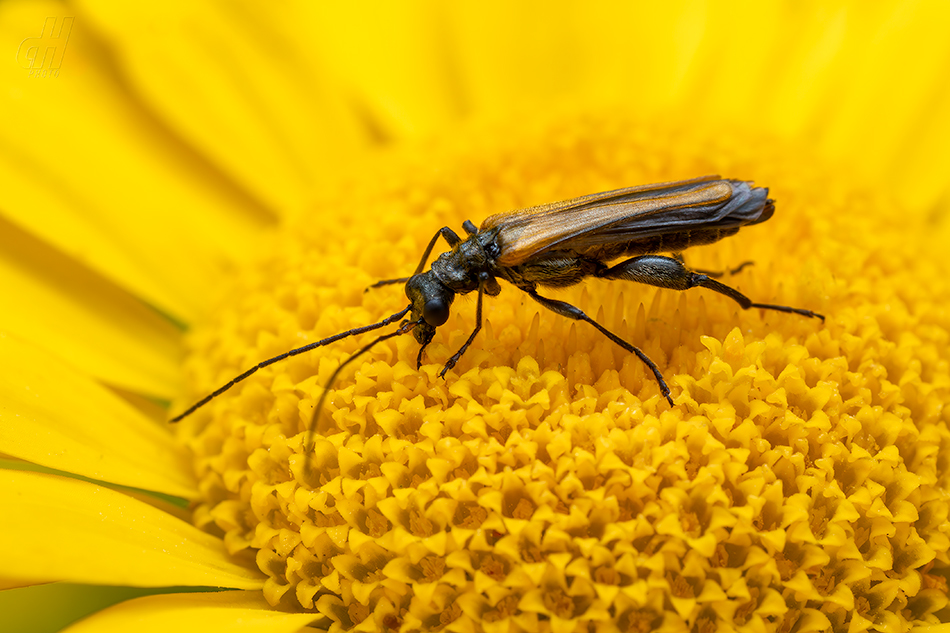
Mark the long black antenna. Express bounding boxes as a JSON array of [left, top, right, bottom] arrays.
[[303, 318, 421, 477], [170, 305, 413, 422]]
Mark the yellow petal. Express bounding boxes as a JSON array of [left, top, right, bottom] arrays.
[[813, 2, 950, 208], [0, 221, 181, 398], [76, 1, 373, 214], [62, 590, 317, 633], [0, 470, 263, 589], [0, 332, 195, 498], [306, 2, 461, 139], [0, 1, 272, 322]]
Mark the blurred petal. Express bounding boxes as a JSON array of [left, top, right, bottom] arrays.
[[0, 0, 273, 322], [307, 1, 462, 139], [0, 218, 181, 398], [449, 0, 615, 116], [0, 471, 264, 589], [813, 1, 950, 199], [62, 591, 318, 633], [0, 332, 195, 498], [77, 0, 374, 213]]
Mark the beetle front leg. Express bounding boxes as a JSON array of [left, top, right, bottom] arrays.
[[598, 255, 824, 320], [438, 281, 486, 378], [366, 226, 463, 290], [415, 326, 436, 370]]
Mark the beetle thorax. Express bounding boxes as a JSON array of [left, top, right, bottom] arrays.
[[430, 237, 492, 294]]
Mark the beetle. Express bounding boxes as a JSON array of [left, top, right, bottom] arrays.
[[171, 176, 823, 439]]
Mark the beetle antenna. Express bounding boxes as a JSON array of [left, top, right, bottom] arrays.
[[303, 317, 422, 478], [169, 305, 413, 422]]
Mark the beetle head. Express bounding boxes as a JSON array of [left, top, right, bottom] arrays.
[[405, 273, 455, 344]]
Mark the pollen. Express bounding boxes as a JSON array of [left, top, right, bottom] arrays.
[[177, 112, 950, 631]]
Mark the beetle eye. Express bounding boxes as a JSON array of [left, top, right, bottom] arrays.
[[422, 299, 449, 326]]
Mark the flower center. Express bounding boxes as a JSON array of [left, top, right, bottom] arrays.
[[178, 112, 950, 630]]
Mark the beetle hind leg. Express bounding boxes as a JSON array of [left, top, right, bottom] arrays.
[[598, 255, 823, 320]]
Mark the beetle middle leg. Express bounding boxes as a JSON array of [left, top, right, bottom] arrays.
[[521, 287, 673, 405], [598, 255, 824, 320], [692, 261, 755, 278]]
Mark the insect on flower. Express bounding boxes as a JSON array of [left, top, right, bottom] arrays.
[[171, 176, 823, 459]]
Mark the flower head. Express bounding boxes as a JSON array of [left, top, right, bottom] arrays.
[[1, 2, 948, 633], [178, 113, 950, 631]]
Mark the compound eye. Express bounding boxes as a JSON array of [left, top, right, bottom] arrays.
[[422, 298, 449, 326]]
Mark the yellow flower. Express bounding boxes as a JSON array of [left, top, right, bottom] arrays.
[[1, 2, 948, 633]]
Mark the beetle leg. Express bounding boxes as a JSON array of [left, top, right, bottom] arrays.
[[691, 260, 755, 278], [521, 287, 673, 406], [366, 227, 463, 291], [438, 282, 485, 378], [599, 255, 824, 320], [365, 276, 413, 290], [670, 251, 753, 278], [416, 326, 436, 370]]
